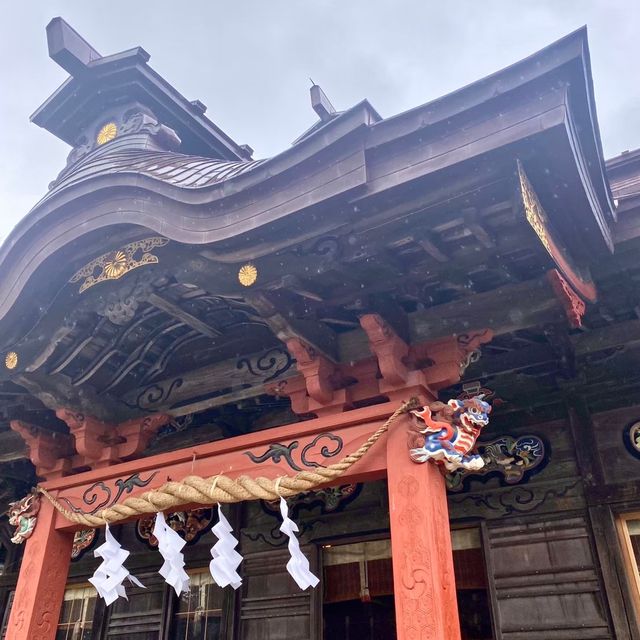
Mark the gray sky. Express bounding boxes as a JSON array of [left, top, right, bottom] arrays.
[[1, 1, 639, 242]]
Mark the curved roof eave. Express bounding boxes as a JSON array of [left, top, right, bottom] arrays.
[[0, 29, 617, 326], [1, 97, 374, 255], [0, 101, 376, 323], [367, 26, 615, 223]]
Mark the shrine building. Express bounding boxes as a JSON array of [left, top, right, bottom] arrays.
[[2, 17, 640, 640]]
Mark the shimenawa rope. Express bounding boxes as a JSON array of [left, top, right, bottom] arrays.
[[38, 399, 419, 527]]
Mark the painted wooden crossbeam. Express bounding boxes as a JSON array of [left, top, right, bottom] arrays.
[[43, 400, 407, 532]]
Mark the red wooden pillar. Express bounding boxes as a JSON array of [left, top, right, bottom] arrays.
[[387, 413, 461, 640], [5, 498, 74, 640]]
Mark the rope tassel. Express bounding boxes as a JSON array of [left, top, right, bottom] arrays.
[[279, 497, 319, 590]]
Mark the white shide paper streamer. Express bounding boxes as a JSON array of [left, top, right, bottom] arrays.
[[89, 524, 145, 605], [279, 497, 319, 590], [209, 504, 242, 589], [153, 512, 191, 596]]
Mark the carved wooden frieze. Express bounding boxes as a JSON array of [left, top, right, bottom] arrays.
[[71, 528, 96, 560], [136, 508, 214, 548], [449, 478, 583, 519], [248, 484, 362, 548], [244, 432, 343, 472], [122, 346, 294, 413], [261, 483, 361, 520], [57, 472, 157, 516], [447, 434, 547, 492], [623, 420, 640, 459]]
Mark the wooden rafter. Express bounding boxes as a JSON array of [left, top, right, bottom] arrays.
[[245, 290, 339, 363], [148, 292, 222, 338]]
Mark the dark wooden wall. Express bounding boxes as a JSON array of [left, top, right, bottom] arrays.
[[484, 515, 612, 640], [448, 401, 640, 640], [238, 548, 320, 640]]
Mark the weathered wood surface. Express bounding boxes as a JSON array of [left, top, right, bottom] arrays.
[[238, 548, 319, 640], [590, 404, 640, 487], [0, 431, 26, 462], [589, 505, 638, 640], [102, 572, 166, 638], [148, 292, 222, 338], [245, 290, 339, 363], [119, 345, 296, 415], [340, 276, 566, 364], [122, 311, 640, 419], [484, 514, 613, 640]]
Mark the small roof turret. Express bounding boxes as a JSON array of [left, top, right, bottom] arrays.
[[31, 17, 252, 165]]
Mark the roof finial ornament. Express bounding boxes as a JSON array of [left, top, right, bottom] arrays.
[[310, 82, 336, 122], [46, 17, 103, 77]]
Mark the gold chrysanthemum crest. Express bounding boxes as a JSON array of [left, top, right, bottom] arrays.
[[70, 237, 169, 293], [96, 122, 118, 145], [103, 251, 127, 279], [5, 352, 18, 370], [238, 264, 258, 287]]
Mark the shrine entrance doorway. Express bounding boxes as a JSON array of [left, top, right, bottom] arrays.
[[320, 527, 495, 640], [322, 538, 396, 640]]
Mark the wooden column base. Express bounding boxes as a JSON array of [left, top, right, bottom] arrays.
[[387, 414, 461, 640], [5, 498, 73, 640]]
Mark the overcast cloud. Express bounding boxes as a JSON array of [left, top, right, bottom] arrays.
[[1, 1, 639, 242]]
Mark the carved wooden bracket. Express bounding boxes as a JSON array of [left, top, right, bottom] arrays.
[[116, 414, 171, 458], [7, 491, 41, 544], [359, 314, 410, 385], [269, 314, 493, 416], [11, 412, 170, 479], [546, 269, 586, 329], [413, 329, 494, 389], [55, 410, 110, 463], [9, 421, 74, 479], [409, 396, 492, 472], [285, 338, 335, 405], [363, 314, 493, 391], [57, 409, 171, 470]]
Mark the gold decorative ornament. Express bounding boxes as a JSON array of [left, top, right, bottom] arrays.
[[5, 352, 18, 370], [103, 251, 128, 279], [518, 161, 551, 254], [70, 237, 169, 293], [96, 122, 118, 145], [238, 263, 258, 287], [517, 159, 597, 303]]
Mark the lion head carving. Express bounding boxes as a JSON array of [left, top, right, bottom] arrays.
[[409, 396, 492, 472], [7, 492, 41, 544]]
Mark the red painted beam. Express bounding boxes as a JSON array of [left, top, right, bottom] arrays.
[[45, 400, 424, 531]]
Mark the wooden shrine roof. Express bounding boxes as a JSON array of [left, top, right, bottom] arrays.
[[47, 147, 266, 194], [0, 22, 637, 505]]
